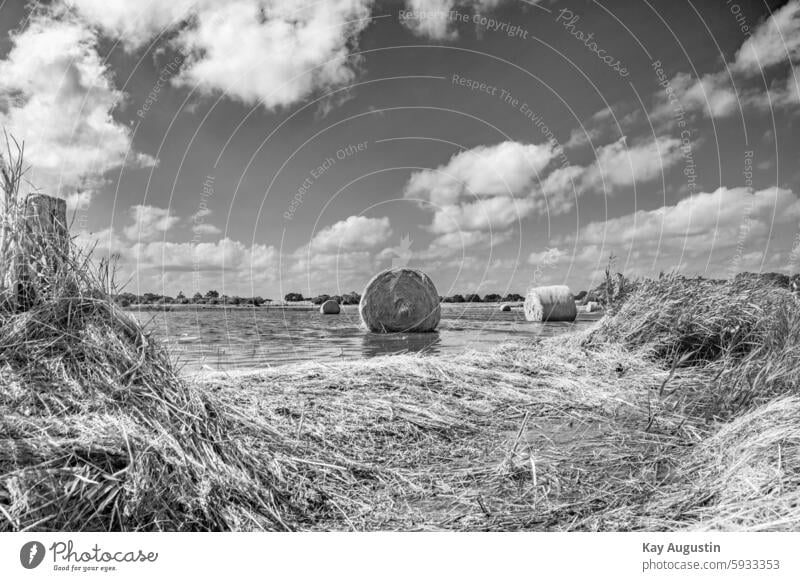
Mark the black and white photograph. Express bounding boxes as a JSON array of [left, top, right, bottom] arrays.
[[0, 0, 799, 576]]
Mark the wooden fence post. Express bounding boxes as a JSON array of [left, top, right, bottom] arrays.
[[16, 194, 69, 309]]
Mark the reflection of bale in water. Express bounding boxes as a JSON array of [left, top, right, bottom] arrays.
[[359, 268, 441, 333], [499, 304, 512, 312], [361, 330, 442, 358], [320, 299, 340, 314], [524, 285, 577, 322]]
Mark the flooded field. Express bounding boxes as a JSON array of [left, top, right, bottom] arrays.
[[129, 304, 602, 373]]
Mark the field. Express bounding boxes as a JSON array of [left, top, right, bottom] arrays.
[[1, 265, 798, 530]]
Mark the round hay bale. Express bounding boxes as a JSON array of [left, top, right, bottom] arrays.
[[359, 268, 440, 332], [524, 285, 577, 322], [499, 303, 512, 312], [320, 299, 340, 314]]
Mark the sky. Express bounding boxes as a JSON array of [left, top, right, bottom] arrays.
[[0, 0, 798, 299]]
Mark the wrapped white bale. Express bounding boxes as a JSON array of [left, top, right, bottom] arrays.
[[359, 268, 440, 332], [524, 285, 577, 322], [320, 299, 340, 314], [586, 301, 600, 313], [499, 303, 512, 312]]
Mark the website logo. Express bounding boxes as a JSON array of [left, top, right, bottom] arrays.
[[20, 541, 46, 569]]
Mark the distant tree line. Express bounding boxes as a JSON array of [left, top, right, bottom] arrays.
[[114, 289, 270, 307], [441, 293, 524, 303], [284, 292, 362, 305], [283, 292, 527, 304]]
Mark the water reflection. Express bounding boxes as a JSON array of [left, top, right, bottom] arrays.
[[129, 305, 601, 374], [361, 331, 442, 357]]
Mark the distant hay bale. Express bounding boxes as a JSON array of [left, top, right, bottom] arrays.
[[524, 285, 577, 322], [586, 301, 600, 313], [499, 304, 512, 312], [359, 268, 440, 333], [320, 299, 340, 314]]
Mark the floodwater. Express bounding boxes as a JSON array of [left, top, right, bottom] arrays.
[[129, 304, 602, 374]]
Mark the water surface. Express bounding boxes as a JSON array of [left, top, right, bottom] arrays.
[[130, 304, 601, 374]]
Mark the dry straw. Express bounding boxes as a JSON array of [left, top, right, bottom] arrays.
[[0, 138, 290, 531], [524, 285, 577, 322], [359, 268, 440, 332]]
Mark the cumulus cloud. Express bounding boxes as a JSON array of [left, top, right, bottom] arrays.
[[527, 246, 567, 266], [429, 195, 536, 235], [172, 0, 373, 109], [536, 186, 800, 285], [401, 0, 457, 40], [306, 215, 392, 254], [400, 0, 511, 40], [0, 12, 154, 198], [653, 1, 800, 121], [63, 0, 198, 50], [124, 205, 180, 241], [539, 136, 684, 213], [191, 223, 222, 236], [404, 141, 557, 205], [403, 137, 681, 260], [132, 237, 277, 272], [77, 224, 279, 295], [732, 0, 800, 74], [57, 0, 375, 110], [578, 186, 800, 249]]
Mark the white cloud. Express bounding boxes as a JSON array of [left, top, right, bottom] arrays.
[[63, 0, 198, 50], [0, 13, 154, 198], [539, 137, 683, 213], [429, 195, 536, 234], [528, 247, 567, 266], [578, 186, 800, 249], [58, 0, 375, 110], [401, 0, 458, 40], [131, 237, 277, 272], [123, 205, 180, 241], [172, 0, 373, 109], [191, 223, 222, 236], [733, 0, 800, 74], [404, 141, 557, 205], [400, 0, 512, 40], [651, 2, 800, 121], [77, 224, 280, 295], [306, 215, 392, 254]]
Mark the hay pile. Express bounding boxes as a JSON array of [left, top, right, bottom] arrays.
[[359, 268, 440, 332], [320, 299, 340, 314], [524, 285, 577, 322], [0, 143, 290, 531]]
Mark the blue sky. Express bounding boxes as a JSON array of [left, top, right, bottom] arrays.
[[1, 0, 798, 299]]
